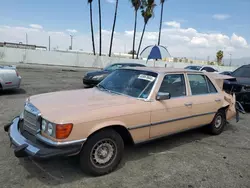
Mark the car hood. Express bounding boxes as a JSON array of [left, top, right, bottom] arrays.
[[235, 77, 250, 85], [29, 88, 138, 123]]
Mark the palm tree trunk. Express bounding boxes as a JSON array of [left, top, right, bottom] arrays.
[[98, 0, 102, 56], [158, 2, 164, 45], [132, 10, 138, 59], [108, 0, 119, 57], [136, 23, 146, 59], [89, 2, 96, 55]]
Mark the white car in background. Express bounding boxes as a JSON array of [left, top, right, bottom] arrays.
[[184, 65, 218, 72], [0, 65, 21, 90]]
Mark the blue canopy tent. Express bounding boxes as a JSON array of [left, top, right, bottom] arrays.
[[140, 45, 171, 66]]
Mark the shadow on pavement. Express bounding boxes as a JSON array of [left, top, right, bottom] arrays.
[[0, 88, 26, 96], [18, 126, 223, 186]]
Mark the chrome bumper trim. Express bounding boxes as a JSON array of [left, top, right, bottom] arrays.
[[9, 117, 40, 155], [36, 134, 87, 147]]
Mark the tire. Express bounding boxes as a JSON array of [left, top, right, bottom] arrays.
[[79, 128, 124, 176], [208, 110, 226, 135]]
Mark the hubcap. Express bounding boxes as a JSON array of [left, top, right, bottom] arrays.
[[215, 115, 222, 128], [90, 139, 117, 168]]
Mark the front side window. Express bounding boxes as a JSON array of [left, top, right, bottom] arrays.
[[158, 74, 186, 98], [97, 69, 157, 99], [188, 74, 217, 95]]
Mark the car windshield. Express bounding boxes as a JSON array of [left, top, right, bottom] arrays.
[[231, 66, 250, 78], [185, 66, 202, 71], [104, 64, 123, 71], [96, 69, 157, 99]]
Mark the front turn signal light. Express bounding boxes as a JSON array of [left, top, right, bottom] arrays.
[[56, 123, 73, 139]]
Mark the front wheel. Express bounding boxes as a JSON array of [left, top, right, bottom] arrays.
[[79, 129, 124, 176], [208, 110, 226, 135]]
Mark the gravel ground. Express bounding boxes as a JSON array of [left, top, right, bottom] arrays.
[[0, 65, 250, 188]]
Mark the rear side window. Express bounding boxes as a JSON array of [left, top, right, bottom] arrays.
[[206, 77, 217, 93], [188, 74, 217, 95]]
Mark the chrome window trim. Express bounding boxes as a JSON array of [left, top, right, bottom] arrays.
[[146, 73, 160, 101], [36, 134, 87, 147]]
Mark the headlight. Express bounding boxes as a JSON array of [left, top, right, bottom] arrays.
[[92, 75, 104, 80], [47, 123, 54, 136], [41, 119, 47, 131]]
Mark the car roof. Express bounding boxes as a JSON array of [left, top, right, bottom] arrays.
[[112, 62, 145, 66], [121, 66, 202, 74]]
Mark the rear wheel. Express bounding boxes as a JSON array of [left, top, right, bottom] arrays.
[[79, 129, 124, 176], [208, 110, 226, 135]]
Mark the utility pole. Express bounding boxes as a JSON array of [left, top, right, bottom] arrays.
[[26, 33, 28, 44], [70, 35, 73, 50], [229, 53, 232, 66], [49, 36, 51, 51]]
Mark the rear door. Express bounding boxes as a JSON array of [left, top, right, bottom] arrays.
[[186, 74, 223, 126]]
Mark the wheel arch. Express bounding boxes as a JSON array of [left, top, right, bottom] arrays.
[[87, 124, 135, 145]]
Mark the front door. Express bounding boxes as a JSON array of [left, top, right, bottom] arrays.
[[150, 73, 195, 138]]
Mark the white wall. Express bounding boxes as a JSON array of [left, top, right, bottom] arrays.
[[0, 47, 237, 71]]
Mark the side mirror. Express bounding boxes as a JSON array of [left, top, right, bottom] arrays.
[[156, 92, 171, 101]]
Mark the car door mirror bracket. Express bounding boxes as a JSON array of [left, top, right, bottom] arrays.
[[156, 92, 171, 101]]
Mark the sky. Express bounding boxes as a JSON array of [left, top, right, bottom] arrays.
[[0, 0, 250, 60]]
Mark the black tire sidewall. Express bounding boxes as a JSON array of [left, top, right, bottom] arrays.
[[210, 111, 226, 135], [79, 129, 124, 176]]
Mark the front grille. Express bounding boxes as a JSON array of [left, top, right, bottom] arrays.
[[23, 103, 41, 135]]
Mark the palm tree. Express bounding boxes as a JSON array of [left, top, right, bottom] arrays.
[[108, 0, 119, 57], [158, 0, 166, 45], [98, 0, 102, 56], [88, 0, 96, 55], [130, 0, 141, 59], [216, 50, 224, 65], [136, 0, 156, 59]]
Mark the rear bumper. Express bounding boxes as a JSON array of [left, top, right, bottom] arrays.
[[2, 76, 21, 90], [5, 117, 83, 159]]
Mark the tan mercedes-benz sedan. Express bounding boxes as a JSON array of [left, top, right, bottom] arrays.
[[5, 67, 243, 176]]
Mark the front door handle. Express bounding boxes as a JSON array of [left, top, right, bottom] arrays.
[[215, 99, 221, 102], [185, 102, 193, 106]]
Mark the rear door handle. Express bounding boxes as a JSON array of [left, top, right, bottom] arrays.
[[215, 99, 221, 102], [185, 102, 193, 106]]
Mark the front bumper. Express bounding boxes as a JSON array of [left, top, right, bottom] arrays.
[[5, 117, 84, 159], [236, 92, 250, 106], [83, 78, 101, 86]]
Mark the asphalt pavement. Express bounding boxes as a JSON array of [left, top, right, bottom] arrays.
[[0, 64, 249, 188]]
